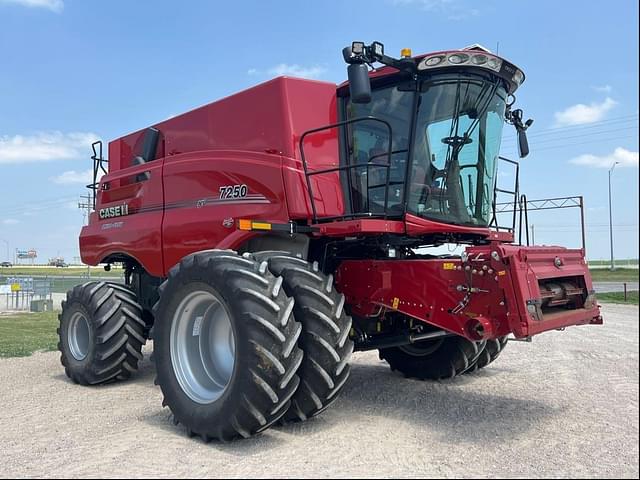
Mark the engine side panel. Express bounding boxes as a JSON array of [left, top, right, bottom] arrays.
[[161, 150, 289, 272]]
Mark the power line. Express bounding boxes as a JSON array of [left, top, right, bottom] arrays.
[[0, 197, 80, 216], [503, 114, 639, 140], [502, 125, 639, 146], [0, 195, 77, 213], [500, 134, 637, 155]]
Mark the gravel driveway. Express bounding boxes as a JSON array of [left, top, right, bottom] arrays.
[[0, 304, 637, 478]]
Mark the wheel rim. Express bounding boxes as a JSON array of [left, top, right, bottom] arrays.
[[399, 338, 445, 357], [68, 311, 90, 361], [170, 290, 236, 404]]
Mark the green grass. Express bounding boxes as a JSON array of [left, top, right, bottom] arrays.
[[589, 268, 639, 282], [597, 291, 639, 305], [0, 266, 123, 277], [589, 259, 638, 266], [0, 311, 59, 358]]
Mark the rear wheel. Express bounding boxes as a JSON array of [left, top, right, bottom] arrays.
[[379, 336, 486, 380], [58, 281, 146, 385], [152, 250, 303, 441], [465, 336, 508, 373], [254, 251, 354, 422]]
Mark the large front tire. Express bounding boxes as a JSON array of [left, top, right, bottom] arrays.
[[153, 250, 303, 441], [254, 252, 354, 423], [58, 281, 146, 385], [379, 336, 486, 380]]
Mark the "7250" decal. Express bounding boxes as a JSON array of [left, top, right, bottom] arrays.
[[219, 184, 248, 199]]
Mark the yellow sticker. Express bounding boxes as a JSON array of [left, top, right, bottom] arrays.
[[443, 262, 456, 270], [10, 283, 21, 292], [498, 270, 506, 276], [392, 297, 400, 309]]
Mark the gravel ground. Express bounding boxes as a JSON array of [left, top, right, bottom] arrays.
[[0, 304, 637, 478]]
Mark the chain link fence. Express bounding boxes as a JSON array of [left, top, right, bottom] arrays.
[[0, 274, 124, 312]]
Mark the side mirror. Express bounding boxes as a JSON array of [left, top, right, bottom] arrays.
[[347, 63, 371, 104], [508, 108, 533, 158], [518, 129, 529, 158]]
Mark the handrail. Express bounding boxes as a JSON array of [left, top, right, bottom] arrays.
[[86, 141, 108, 210], [490, 156, 520, 233], [299, 116, 394, 223], [514, 194, 587, 253]]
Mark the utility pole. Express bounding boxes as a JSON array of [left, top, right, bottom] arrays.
[[78, 194, 93, 278], [608, 162, 619, 271], [530, 224, 535, 245], [78, 194, 92, 226], [0, 238, 8, 263]]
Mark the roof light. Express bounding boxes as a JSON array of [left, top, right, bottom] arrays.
[[513, 69, 524, 86], [351, 41, 365, 55], [448, 53, 469, 64], [415, 50, 523, 91], [486, 57, 502, 71], [401, 48, 412, 58], [471, 54, 488, 65], [424, 55, 445, 66], [418, 51, 502, 71], [372, 41, 384, 57]]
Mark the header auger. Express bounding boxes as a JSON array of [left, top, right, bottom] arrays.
[[58, 40, 601, 441]]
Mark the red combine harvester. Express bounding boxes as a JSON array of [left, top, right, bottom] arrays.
[[58, 41, 602, 441]]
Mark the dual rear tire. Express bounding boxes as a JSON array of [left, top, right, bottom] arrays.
[[152, 250, 353, 440], [152, 250, 303, 441], [253, 252, 354, 423]]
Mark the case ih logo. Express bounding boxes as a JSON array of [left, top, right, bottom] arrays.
[[99, 203, 130, 219]]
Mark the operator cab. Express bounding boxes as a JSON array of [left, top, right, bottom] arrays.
[[326, 42, 533, 231]]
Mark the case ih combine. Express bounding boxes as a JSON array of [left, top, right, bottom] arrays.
[[58, 41, 602, 441]]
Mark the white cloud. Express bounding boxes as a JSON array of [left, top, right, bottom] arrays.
[[0, 131, 100, 164], [554, 97, 617, 127], [569, 147, 639, 169], [50, 168, 93, 185], [268, 64, 326, 79], [248, 64, 326, 80], [2, 219, 20, 225], [0, 0, 63, 12], [592, 85, 612, 94], [391, 0, 478, 20]]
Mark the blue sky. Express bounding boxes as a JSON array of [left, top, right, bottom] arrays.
[[0, 0, 638, 263]]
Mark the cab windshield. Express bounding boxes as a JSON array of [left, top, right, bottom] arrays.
[[345, 73, 507, 226]]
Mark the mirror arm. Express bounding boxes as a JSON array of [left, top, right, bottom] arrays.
[[344, 42, 417, 75]]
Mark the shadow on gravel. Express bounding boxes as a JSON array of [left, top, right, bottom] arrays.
[[131, 353, 557, 451], [320, 360, 559, 445], [140, 408, 290, 453], [51, 353, 157, 388]]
